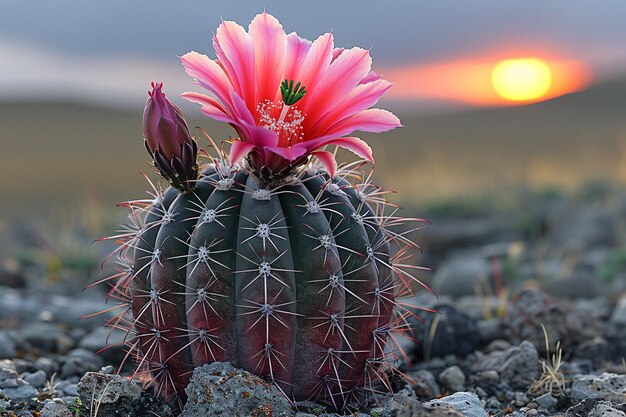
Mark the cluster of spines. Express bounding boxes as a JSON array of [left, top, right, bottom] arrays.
[[94, 151, 431, 412]]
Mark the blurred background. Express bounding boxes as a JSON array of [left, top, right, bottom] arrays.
[[2, 1, 626, 301]]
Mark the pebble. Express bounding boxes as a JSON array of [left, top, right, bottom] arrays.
[[610, 295, 626, 325], [60, 349, 103, 377], [0, 332, 16, 359], [63, 383, 78, 396], [1, 384, 38, 401], [408, 369, 440, 400], [533, 392, 557, 409], [471, 340, 539, 390], [22, 370, 47, 388], [439, 365, 466, 392], [40, 401, 74, 417], [182, 362, 292, 417], [35, 357, 59, 377], [570, 372, 626, 402], [20, 322, 74, 353], [431, 255, 493, 297], [564, 398, 626, 417], [424, 391, 488, 417]]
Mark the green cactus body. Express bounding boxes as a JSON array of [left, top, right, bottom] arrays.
[[106, 162, 425, 411]]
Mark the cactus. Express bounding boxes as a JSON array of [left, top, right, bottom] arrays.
[[97, 12, 430, 413]]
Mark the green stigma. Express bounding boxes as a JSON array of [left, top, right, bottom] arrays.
[[280, 79, 306, 106]]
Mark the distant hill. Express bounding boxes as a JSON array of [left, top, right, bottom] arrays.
[[1, 77, 626, 217]]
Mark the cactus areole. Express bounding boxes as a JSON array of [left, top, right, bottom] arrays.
[[100, 12, 429, 412]]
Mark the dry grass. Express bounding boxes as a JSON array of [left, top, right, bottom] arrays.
[[529, 324, 566, 397]]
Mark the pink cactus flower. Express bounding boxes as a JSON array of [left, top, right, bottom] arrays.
[[180, 12, 401, 180]]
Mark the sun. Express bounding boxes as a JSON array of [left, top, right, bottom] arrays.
[[492, 58, 552, 102]]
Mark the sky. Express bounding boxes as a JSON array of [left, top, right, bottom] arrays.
[[2, 1, 626, 111]]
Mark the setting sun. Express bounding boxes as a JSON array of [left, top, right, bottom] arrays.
[[492, 58, 552, 101]]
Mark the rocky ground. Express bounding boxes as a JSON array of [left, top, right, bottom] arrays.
[[1, 184, 626, 416]]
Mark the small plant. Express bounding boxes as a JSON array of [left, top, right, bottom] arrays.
[[68, 397, 82, 415], [42, 372, 60, 398], [529, 324, 566, 397], [99, 11, 428, 413]]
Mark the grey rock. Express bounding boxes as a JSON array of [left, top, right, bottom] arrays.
[[424, 392, 488, 417], [0, 332, 16, 359], [78, 327, 126, 362], [570, 372, 626, 402], [181, 362, 292, 417], [0, 365, 18, 380], [421, 218, 508, 255], [78, 372, 141, 403], [533, 392, 557, 409], [1, 384, 38, 401], [484, 339, 511, 353], [12, 359, 32, 374], [588, 402, 626, 417], [475, 370, 499, 384], [78, 372, 170, 417], [61, 349, 103, 377], [549, 205, 615, 254], [407, 370, 440, 400], [99, 365, 115, 374], [503, 290, 557, 349], [0, 377, 19, 388], [431, 256, 492, 297], [574, 337, 615, 365], [20, 322, 74, 353], [41, 401, 74, 417], [22, 370, 47, 388], [438, 366, 465, 392], [10, 411, 34, 417], [0, 264, 26, 288], [63, 383, 78, 396], [0, 288, 112, 329], [411, 303, 480, 359], [471, 340, 539, 390], [565, 398, 626, 417], [476, 318, 501, 343], [34, 357, 59, 377], [610, 295, 626, 325], [378, 393, 460, 417]]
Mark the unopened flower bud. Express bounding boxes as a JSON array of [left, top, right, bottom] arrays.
[[143, 82, 198, 192]]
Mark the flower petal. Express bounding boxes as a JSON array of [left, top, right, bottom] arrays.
[[302, 47, 373, 129], [293, 32, 334, 104], [359, 70, 382, 85], [229, 140, 257, 164], [180, 52, 232, 107], [249, 12, 287, 104], [312, 150, 337, 178], [213, 20, 256, 110], [325, 108, 402, 138], [331, 48, 345, 62], [264, 144, 308, 161], [284, 33, 311, 81], [302, 136, 374, 163], [308, 79, 392, 138], [180, 91, 234, 121]]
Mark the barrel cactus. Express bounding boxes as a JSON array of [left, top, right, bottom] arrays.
[[99, 12, 429, 412]]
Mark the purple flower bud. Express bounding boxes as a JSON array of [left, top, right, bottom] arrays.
[[143, 82, 198, 191]]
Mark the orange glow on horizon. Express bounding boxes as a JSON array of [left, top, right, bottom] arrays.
[[492, 58, 552, 102], [380, 52, 591, 106]]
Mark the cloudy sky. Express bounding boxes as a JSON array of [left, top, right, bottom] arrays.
[[2, 1, 626, 110]]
